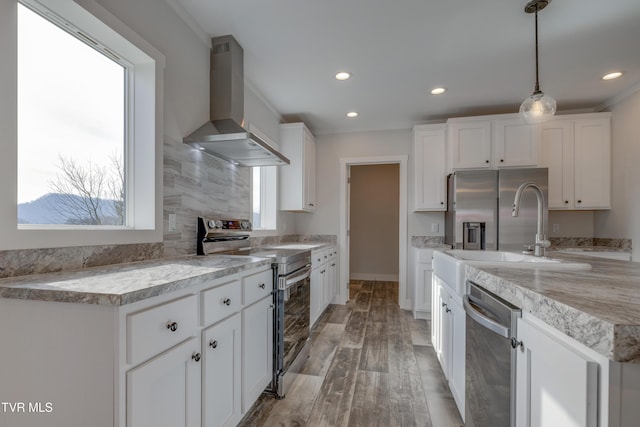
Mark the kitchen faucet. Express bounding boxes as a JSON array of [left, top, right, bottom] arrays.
[[512, 182, 550, 257]]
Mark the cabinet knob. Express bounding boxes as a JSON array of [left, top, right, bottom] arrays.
[[440, 201, 444, 205], [577, 200, 582, 203], [309, 203, 315, 207], [564, 200, 569, 204], [209, 340, 218, 349], [192, 352, 201, 362], [511, 337, 524, 350], [259, 283, 266, 289], [223, 298, 231, 306], [167, 322, 178, 332], [485, 160, 490, 163], [500, 159, 504, 163], [445, 307, 451, 313], [441, 302, 447, 308]]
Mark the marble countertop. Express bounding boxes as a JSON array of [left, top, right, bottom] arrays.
[[465, 253, 640, 363], [0, 255, 272, 306]]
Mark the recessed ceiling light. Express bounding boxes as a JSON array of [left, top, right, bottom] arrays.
[[602, 71, 623, 80], [346, 111, 359, 118], [335, 72, 351, 81], [430, 87, 446, 95]]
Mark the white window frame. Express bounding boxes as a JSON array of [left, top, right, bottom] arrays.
[[251, 166, 277, 231], [249, 125, 278, 232], [0, 0, 165, 250]]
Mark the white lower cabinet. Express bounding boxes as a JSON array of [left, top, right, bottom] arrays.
[[310, 246, 338, 327], [202, 313, 242, 427], [242, 295, 274, 412], [431, 274, 465, 421], [413, 248, 434, 319], [127, 337, 202, 427], [516, 315, 598, 427]]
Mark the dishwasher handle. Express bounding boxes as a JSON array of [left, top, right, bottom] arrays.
[[463, 295, 510, 338]]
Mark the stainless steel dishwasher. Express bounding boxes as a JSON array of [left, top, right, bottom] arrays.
[[463, 281, 522, 427]]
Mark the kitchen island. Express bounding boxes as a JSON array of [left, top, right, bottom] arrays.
[[465, 252, 640, 427]]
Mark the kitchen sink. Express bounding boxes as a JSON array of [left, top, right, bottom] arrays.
[[433, 250, 591, 296], [264, 243, 324, 250]]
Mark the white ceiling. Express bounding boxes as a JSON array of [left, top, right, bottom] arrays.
[[174, 0, 640, 135]]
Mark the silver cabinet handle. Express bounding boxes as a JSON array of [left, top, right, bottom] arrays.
[[445, 307, 451, 313], [223, 298, 231, 306], [192, 352, 201, 362], [167, 322, 178, 332], [209, 340, 218, 349]]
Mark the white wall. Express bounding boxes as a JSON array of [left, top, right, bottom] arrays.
[[595, 89, 640, 260], [295, 129, 443, 236]]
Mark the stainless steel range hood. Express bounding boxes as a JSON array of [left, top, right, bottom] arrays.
[[184, 35, 289, 167]]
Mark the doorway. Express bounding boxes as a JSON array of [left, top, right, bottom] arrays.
[[348, 164, 400, 299], [338, 155, 408, 309]]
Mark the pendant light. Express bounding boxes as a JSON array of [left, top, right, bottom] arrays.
[[519, 0, 556, 123]]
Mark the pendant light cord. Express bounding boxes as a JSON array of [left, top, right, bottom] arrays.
[[534, 8, 541, 94]]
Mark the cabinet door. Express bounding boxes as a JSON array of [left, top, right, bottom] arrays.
[[449, 121, 491, 169], [303, 130, 316, 211], [516, 317, 598, 427], [574, 118, 611, 209], [414, 264, 433, 315], [449, 297, 465, 419], [242, 296, 274, 412], [310, 267, 322, 326], [493, 118, 539, 167], [127, 338, 201, 427], [202, 313, 241, 427], [414, 125, 447, 210], [437, 282, 452, 378], [540, 120, 574, 209], [431, 275, 442, 352]]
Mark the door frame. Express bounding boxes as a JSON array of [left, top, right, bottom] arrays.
[[338, 155, 408, 309]]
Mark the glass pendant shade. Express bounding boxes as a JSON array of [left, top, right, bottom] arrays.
[[519, 91, 556, 123]]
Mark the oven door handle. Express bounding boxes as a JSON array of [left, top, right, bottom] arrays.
[[279, 264, 312, 290]]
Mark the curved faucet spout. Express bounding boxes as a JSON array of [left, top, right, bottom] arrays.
[[512, 182, 550, 256]]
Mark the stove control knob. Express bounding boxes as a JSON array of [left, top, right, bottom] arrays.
[[208, 220, 223, 229]]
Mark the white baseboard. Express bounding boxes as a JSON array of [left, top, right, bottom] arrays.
[[349, 273, 399, 282], [413, 310, 431, 321]]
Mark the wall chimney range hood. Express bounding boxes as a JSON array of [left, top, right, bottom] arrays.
[[184, 35, 290, 167]]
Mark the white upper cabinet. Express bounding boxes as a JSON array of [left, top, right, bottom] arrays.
[[540, 113, 611, 210], [279, 123, 316, 212], [448, 119, 492, 169], [574, 117, 611, 209], [413, 124, 447, 211], [493, 116, 539, 167], [448, 115, 538, 170]]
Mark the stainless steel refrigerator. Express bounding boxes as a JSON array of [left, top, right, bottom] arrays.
[[444, 168, 548, 253]]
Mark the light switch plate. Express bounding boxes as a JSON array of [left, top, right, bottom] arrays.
[[168, 213, 177, 232], [431, 223, 439, 233], [552, 223, 560, 233]]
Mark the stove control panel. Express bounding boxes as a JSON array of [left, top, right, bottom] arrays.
[[207, 219, 252, 231]]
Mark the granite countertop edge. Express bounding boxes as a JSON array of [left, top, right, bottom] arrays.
[[0, 255, 273, 307], [465, 263, 640, 363]]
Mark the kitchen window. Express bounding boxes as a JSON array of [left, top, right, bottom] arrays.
[[0, 0, 165, 250], [251, 166, 277, 230]]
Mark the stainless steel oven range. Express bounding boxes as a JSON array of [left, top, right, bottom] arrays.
[[197, 217, 312, 399]]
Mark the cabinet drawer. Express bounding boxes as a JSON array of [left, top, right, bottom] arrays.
[[127, 294, 198, 366], [243, 269, 273, 306], [202, 279, 242, 327]]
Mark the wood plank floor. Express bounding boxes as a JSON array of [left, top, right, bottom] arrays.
[[238, 280, 463, 427]]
